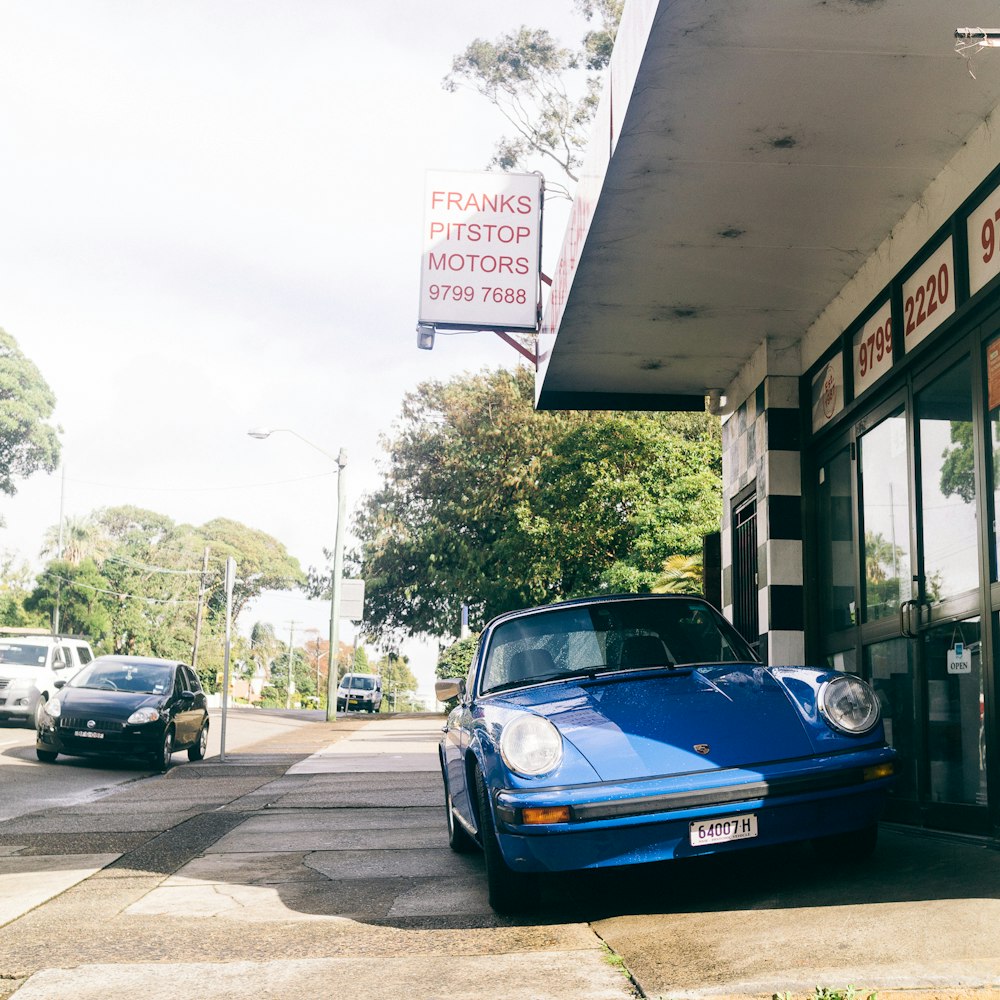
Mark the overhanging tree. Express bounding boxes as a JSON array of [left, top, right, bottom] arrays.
[[0, 327, 60, 503], [444, 0, 623, 197], [356, 366, 721, 641]]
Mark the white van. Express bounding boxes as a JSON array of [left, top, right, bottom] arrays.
[[336, 673, 383, 713], [0, 631, 96, 727]]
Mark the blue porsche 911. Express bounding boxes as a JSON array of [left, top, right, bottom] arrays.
[[435, 594, 897, 913]]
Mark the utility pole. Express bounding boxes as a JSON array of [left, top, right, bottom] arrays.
[[53, 463, 66, 635], [286, 620, 298, 710], [191, 546, 210, 668]]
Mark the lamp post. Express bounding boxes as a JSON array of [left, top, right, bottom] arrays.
[[248, 427, 347, 722]]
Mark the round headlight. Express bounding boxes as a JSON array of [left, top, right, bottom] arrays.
[[127, 707, 161, 725], [499, 714, 563, 776], [45, 697, 62, 719], [818, 674, 880, 735]]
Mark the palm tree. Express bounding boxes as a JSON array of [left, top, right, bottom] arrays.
[[651, 554, 703, 595], [40, 514, 109, 566]]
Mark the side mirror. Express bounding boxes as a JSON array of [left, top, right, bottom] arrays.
[[434, 677, 466, 702], [54, 679, 66, 690], [180, 690, 196, 702]]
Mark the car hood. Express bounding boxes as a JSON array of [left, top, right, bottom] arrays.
[[59, 688, 165, 718], [493, 665, 815, 781], [0, 664, 45, 682]]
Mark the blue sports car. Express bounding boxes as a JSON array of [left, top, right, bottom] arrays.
[[435, 594, 897, 913]]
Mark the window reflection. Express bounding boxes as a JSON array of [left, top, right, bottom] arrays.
[[918, 357, 977, 602], [817, 448, 856, 633], [860, 411, 911, 621]]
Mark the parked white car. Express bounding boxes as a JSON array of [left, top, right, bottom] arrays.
[[336, 673, 383, 713], [0, 631, 96, 727]]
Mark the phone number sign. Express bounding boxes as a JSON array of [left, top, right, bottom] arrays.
[[853, 299, 893, 395], [419, 170, 542, 331], [901, 238, 954, 352]]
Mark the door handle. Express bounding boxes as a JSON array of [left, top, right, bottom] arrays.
[[900, 599, 918, 638]]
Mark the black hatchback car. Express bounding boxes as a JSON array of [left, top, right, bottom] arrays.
[[36, 655, 209, 771]]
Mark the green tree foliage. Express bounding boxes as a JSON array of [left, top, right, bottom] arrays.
[[356, 366, 721, 640], [436, 633, 481, 682], [24, 507, 304, 681], [374, 651, 419, 711], [0, 327, 60, 501], [444, 1, 623, 196], [0, 550, 46, 628]]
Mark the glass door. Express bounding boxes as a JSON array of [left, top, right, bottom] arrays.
[[815, 349, 990, 833]]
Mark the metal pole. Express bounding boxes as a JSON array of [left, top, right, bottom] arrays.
[[53, 463, 66, 635], [286, 620, 297, 710], [325, 449, 347, 723], [220, 556, 236, 761]]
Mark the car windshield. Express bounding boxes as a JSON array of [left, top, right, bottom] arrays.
[[480, 598, 757, 694], [341, 675, 375, 690], [69, 662, 174, 695], [0, 643, 47, 666]]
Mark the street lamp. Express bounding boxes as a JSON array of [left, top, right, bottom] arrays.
[[248, 427, 347, 722]]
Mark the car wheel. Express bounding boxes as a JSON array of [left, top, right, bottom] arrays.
[[474, 767, 539, 914], [32, 696, 48, 730], [444, 777, 476, 854], [188, 721, 209, 762], [153, 727, 174, 772], [813, 823, 878, 860], [36, 748, 58, 763]]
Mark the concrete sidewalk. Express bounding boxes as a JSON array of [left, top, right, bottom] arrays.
[[0, 716, 634, 1000], [3, 715, 1000, 1000]]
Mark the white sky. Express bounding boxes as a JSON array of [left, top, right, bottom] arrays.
[[0, 0, 583, 700]]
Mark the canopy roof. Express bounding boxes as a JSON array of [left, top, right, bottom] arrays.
[[536, 1, 1000, 410]]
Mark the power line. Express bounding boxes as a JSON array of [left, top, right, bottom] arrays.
[[41, 570, 205, 606], [62, 470, 335, 494]]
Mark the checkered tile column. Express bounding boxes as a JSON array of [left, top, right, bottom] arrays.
[[721, 377, 805, 666]]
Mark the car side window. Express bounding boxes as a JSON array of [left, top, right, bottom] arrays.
[[77, 646, 93, 666], [182, 665, 202, 692], [51, 647, 68, 671]]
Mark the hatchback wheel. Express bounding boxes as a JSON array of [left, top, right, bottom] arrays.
[[188, 721, 209, 762], [153, 727, 174, 772]]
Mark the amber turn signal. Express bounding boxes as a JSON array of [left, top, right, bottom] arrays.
[[522, 806, 571, 825], [862, 762, 896, 782]]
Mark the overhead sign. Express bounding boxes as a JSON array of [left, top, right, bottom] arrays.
[[419, 170, 542, 332], [811, 355, 845, 432], [852, 299, 893, 396], [901, 238, 954, 352]]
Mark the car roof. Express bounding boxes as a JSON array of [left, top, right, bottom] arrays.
[[89, 655, 187, 669], [481, 592, 714, 632]]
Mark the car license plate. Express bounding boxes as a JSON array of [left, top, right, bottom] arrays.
[[73, 730, 104, 739], [689, 814, 758, 846]]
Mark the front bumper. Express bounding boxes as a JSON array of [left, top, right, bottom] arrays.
[[491, 746, 897, 872], [37, 715, 165, 759]]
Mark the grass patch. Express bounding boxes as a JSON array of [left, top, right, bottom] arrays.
[[774, 989, 877, 1000]]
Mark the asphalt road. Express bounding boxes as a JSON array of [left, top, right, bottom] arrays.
[[0, 707, 323, 823]]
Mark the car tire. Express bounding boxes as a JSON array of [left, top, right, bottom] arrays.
[[444, 777, 476, 854], [36, 748, 58, 763], [474, 767, 539, 914], [31, 696, 48, 730], [188, 721, 209, 762], [153, 727, 174, 773], [813, 823, 878, 860]]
